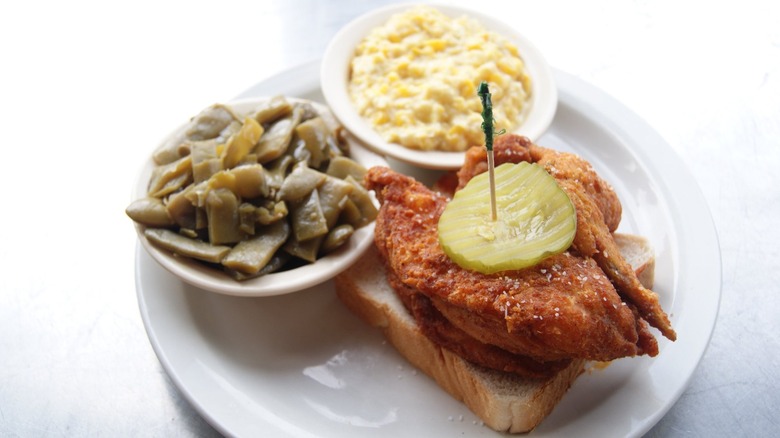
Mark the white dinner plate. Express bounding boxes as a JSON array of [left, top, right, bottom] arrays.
[[136, 60, 721, 437]]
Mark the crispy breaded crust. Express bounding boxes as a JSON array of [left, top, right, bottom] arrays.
[[366, 165, 659, 362]]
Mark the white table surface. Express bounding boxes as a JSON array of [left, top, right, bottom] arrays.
[[1, 0, 778, 436]]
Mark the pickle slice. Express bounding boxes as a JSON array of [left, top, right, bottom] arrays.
[[438, 162, 576, 274]]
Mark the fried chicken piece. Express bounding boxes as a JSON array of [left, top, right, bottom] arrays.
[[366, 166, 659, 364], [388, 268, 573, 378], [456, 135, 676, 341]]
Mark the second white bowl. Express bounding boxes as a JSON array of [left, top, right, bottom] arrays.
[[321, 3, 558, 170]]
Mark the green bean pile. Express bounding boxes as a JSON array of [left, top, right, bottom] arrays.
[[126, 96, 377, 280]]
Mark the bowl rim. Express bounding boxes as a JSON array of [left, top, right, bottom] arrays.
[[132, 96, 386, 297], [320, 2, 558, 170]]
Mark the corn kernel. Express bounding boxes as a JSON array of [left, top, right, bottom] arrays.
[[497, 58, 518, 76], [372, 112, 389, 125], [426, 39, 446, 51], [395, 84, 411, 97]]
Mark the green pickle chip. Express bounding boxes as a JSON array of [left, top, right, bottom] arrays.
[[438, 162, 576, 274]]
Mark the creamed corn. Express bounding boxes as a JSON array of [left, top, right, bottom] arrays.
[[348, 6, 531, 152]]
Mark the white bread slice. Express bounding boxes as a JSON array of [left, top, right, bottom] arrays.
[[333, 233, 655, 433], [614, 233, 655, 289]]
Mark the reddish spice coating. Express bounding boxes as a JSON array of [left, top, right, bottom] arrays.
[[364, 134, 675, 375]]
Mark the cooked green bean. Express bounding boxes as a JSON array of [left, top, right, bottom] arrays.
[[265, 155, 294, 192], [226, 252, 291, 280], [144, 228, 230, 263], [222, 117, 263, 169], [238, 203, 257, 235], [186, 104, 240, 141], [251, 95, 293, 125], [343, 176, 378, 227], [295, 117, 329, 169], [277, 164, 326, 201], [254, 106, 302, 163], [152, 104, 240, 165], [165, 188, 198, 230], [326, 156, 367, 181], [208, 164, 268, 199], [317, 175, 353, 228], [206, 188, 243, 245], [190, 140, 221, 183], [147, 155, 192, 198], [289, 189, 328, 242], [283, 234, 323, 263], [126, 197, 174, 227], [321, 224, 355, 254], [222, 220, 290, 275]]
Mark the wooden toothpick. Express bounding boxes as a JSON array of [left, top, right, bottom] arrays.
[[478, 81, 502, 222]]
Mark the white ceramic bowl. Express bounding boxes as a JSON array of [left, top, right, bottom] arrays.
[[131, 97, 387, 297], [321, 3, 557, 170]]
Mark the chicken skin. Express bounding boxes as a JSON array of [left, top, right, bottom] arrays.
[[457, 135, 676, 341], [364, 135, 675, 375]]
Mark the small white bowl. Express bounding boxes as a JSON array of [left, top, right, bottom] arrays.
[[321, 3, 557, 170], [132, 97, 387, 297]]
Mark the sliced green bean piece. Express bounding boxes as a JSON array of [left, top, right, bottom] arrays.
[[339, 199, 362, 227], [343, 176, 378, 227], [328, 127, 349, 157], [203, 164, 267, 200], [209, 164, 268, 199], [265, 155, 294, 192], [277, 164, 326, 201], [144, 228, 230, 263], [321, 224, 355, 254], [288, 135, 312, 165], [233, 164, 269, 199], [289, 189, 328, 242], [186, 103, 240, 141], [126, 197, 174, 227], [190, 139, 221, 183], [254, 106, 302, 163], [166, 188, 198, 230], [217, 120, 242, 143], [147, 155, 192, 198], [152, 170, 192, 199], [294, 117, 329, 169], [251, 95, 293, 125], [222, 220, 290, 275], [226, 252, 292, 280], [222, 117, 264, 169], [325, 156, 368, 181], [283, 235, 323, 263], [183, 181, 209, 209], [206, 188, 243, 245], [238, 203, 256, 235], [317, 175, 353, 228]]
